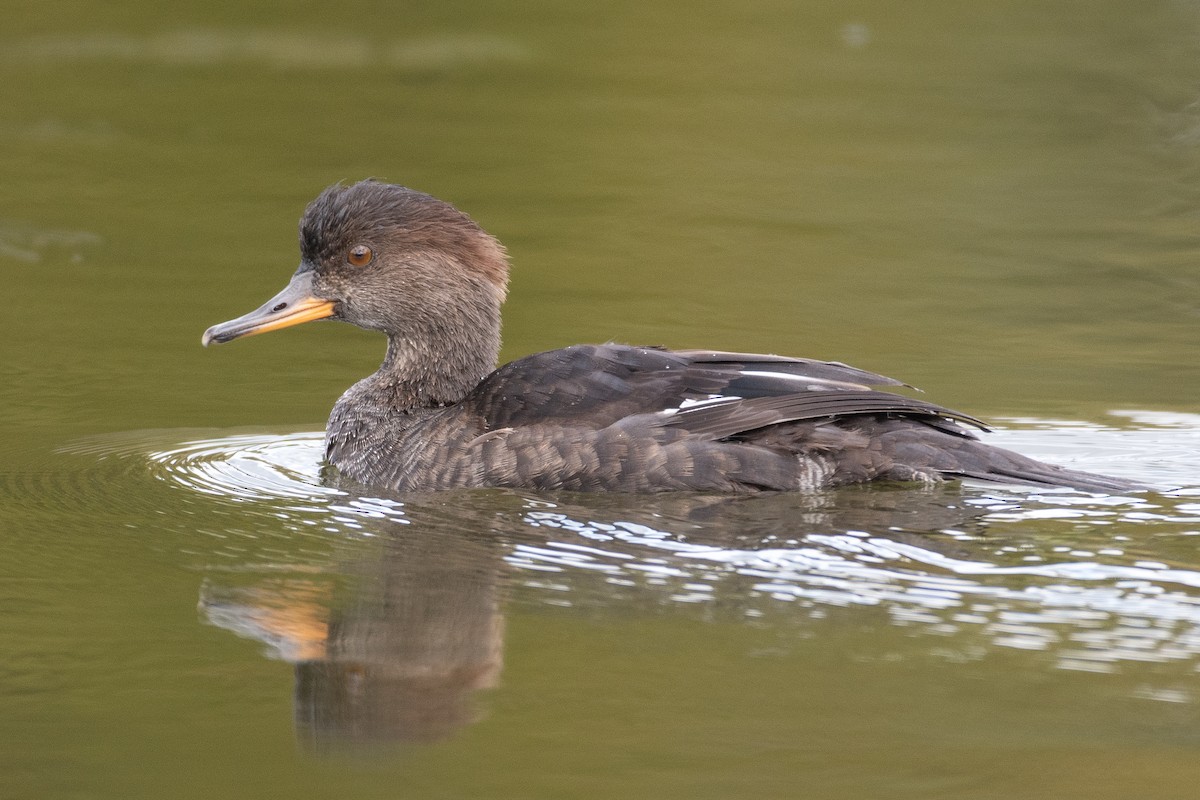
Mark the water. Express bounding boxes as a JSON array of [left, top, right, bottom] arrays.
[[3, 1, 1200, 797]]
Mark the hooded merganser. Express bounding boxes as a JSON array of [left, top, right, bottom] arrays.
[[203, 180, 1135, 494]]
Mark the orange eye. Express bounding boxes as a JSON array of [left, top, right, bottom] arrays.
[[347, 244, 373, 267]]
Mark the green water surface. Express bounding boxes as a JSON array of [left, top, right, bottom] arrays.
[[3, 1, 1200, 798]]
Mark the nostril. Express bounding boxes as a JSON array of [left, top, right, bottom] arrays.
[[272, 302, 288, 312]]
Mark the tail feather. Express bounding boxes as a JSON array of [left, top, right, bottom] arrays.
[[950, 464, 1141, 493], [877, 424, 1142, 493]]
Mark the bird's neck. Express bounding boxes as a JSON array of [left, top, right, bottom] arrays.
[[324, 317, 501, 475], [372, 323, 500, 410], [333, 303, 501, 424]]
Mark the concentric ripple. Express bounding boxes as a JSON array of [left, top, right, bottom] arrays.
[[146, 431, 334, 502], [49, 429, 337, 516]]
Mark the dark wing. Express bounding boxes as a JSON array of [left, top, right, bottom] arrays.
[[429, 344, 1134, 494], [669, 349, 908, 394], [466, 343, 981, 435], [660, 391, 987, 440]]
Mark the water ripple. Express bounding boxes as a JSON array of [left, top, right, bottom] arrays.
[[80, 413, 1200, 680], [148, 432, 335, 503]]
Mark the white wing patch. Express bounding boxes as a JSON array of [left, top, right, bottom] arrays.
[[678, 394, 740, 409], [657, 395, 742, 417], [738, 370, 871, 392]]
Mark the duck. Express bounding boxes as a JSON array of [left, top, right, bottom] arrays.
[[202, 180, 1135, 494]]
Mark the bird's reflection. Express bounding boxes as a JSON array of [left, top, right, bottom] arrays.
[[200, 483, 987, 753], [200, 506, 507, 753], [292, 526, 504, 750]]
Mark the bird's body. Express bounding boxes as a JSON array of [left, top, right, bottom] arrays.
[[203, 181, 1136, 494]]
